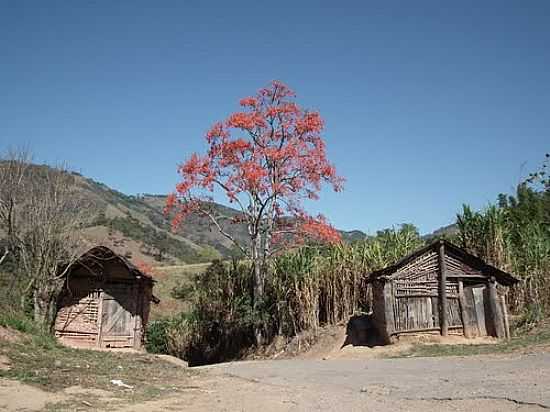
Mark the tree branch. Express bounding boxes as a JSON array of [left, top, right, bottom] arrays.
[[198, 206, 250, 258], [0, 248, 8, 266], [212, 178, 249, 217]]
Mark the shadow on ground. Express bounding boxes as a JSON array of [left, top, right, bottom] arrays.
[[342, 314, 385, 348]]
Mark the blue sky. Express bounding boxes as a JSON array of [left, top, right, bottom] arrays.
[[1, 1, 548, 234]]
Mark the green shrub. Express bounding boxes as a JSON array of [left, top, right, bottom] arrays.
[[145, 319, 171, 354], [0, 311, 39, 335], [514, 303, 545, 334], [0, 310, 58, 350], [166, 228, 424, 365], [30, 330, 59, 350]]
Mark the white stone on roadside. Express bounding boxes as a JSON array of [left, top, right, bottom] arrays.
[[110, 379, 134, 389]]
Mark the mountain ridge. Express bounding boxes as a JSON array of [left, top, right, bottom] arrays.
[[77, 173, 457, 264], [6, 165, 453, 266]]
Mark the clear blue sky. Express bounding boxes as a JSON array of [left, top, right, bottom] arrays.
[[1, 1, 548, 234]]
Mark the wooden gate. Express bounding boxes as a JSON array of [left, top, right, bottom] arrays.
[[461, 284, 490, 337], [393, 279, 463, 333], [99, 282, 137, 348]]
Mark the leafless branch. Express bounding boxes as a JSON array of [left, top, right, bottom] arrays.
[[0, 248, 8, 266], [0, 148, 91, 327], [198, 206, 250, 258]]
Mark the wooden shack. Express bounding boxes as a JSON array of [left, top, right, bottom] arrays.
[[371, 240, 518, 343], [54, 246, 158, 350]]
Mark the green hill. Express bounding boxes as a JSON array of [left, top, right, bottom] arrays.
[[70, 171, 369, 266], [1, 163, 370, 267]]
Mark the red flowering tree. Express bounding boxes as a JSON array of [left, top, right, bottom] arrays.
[[167, 81, 344, 342], [135, 260, 158, 279]]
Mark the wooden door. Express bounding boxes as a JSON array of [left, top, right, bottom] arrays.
[[463, 284, 489, 337], [392, 278, 463, 333], [99, 283, 136, 348], [394, 296, 436, 331]]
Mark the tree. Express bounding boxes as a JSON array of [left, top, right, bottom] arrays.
[[167, 81, 344, 343], [526, 153, 550, 191], [0, 149, 90, 329]]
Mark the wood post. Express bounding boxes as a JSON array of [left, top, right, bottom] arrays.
[[133, 281, 142, 350], [374, 280, 395, 344], [437, 241, 448, 336], [488, 277, 506, 338], [501, 294, 511, 340], [457, 280, 472, 338], [385, 281, 396, 339], [96, 289, 104, 348]]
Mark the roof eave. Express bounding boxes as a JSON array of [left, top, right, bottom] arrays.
[[368, 240, 520, 286]]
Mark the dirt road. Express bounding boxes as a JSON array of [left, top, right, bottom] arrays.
[[2, 352, 549, 411], [112, 351, 550, 411]]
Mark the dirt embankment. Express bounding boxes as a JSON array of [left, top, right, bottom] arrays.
[[253, 314, 499, 362]]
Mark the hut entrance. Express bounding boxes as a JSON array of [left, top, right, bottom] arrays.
[[392, 278, 463, 334], [393, 279, 440, 332], [99, 282, 138, 348], [461, 284, 490, 337]]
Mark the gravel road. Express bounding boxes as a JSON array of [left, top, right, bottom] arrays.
[[3, 351, 549, 411], [186, 352, 550, 411]]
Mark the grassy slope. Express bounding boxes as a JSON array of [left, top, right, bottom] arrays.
[[150, 263, 210, 319], [80, 178, 214, 265], [392, 323, 550, 358], [89, 189, 371, 265], [0, 329, 196, 409]]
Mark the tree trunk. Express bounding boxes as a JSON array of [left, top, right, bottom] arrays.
[[252, 236, 265, 346], [253, 262, 263, 345], [33, 288, 57, 332]]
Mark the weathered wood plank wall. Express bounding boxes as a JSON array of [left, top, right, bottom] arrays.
[[371, 240, 517, 344]]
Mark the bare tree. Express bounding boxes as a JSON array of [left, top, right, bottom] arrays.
[[0, 148, 31, 268], [0, 149, 90, 329]]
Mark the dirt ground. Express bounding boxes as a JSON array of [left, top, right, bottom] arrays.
[[271, 321, 499, 361], [1, 323, 549, 411], [2, 349, 550, 411]]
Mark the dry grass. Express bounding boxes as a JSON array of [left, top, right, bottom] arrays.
[[0, 329, 196, 404], [392, 323, 550, 358], [150, 263, 210, 319]]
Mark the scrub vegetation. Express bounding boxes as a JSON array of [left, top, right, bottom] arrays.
[[149, 155, 550, 365]]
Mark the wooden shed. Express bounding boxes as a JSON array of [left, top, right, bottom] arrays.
[[54, 246, 158, 350], [370, 240, 519, 343]]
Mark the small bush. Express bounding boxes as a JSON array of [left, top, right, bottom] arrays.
[[164, 314, 197, 360], [146, 319, 171, 354], [145, 313, 200, 361], [30, 330, 59, 350], [514, 303, 545, 334], [0, 311, 40, 335]]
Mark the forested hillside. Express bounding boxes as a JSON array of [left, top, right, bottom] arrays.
[[2, 166, 368, 266]]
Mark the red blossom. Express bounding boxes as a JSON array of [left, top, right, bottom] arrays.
[[166, 80, 344, 255], [205, 122, 228, 143], [226, 112, 265, 130], [164, 193, 177, 215], [135, 260, 158, 279], [298, 214, 341, 244], [239, 97, 258, 107]]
